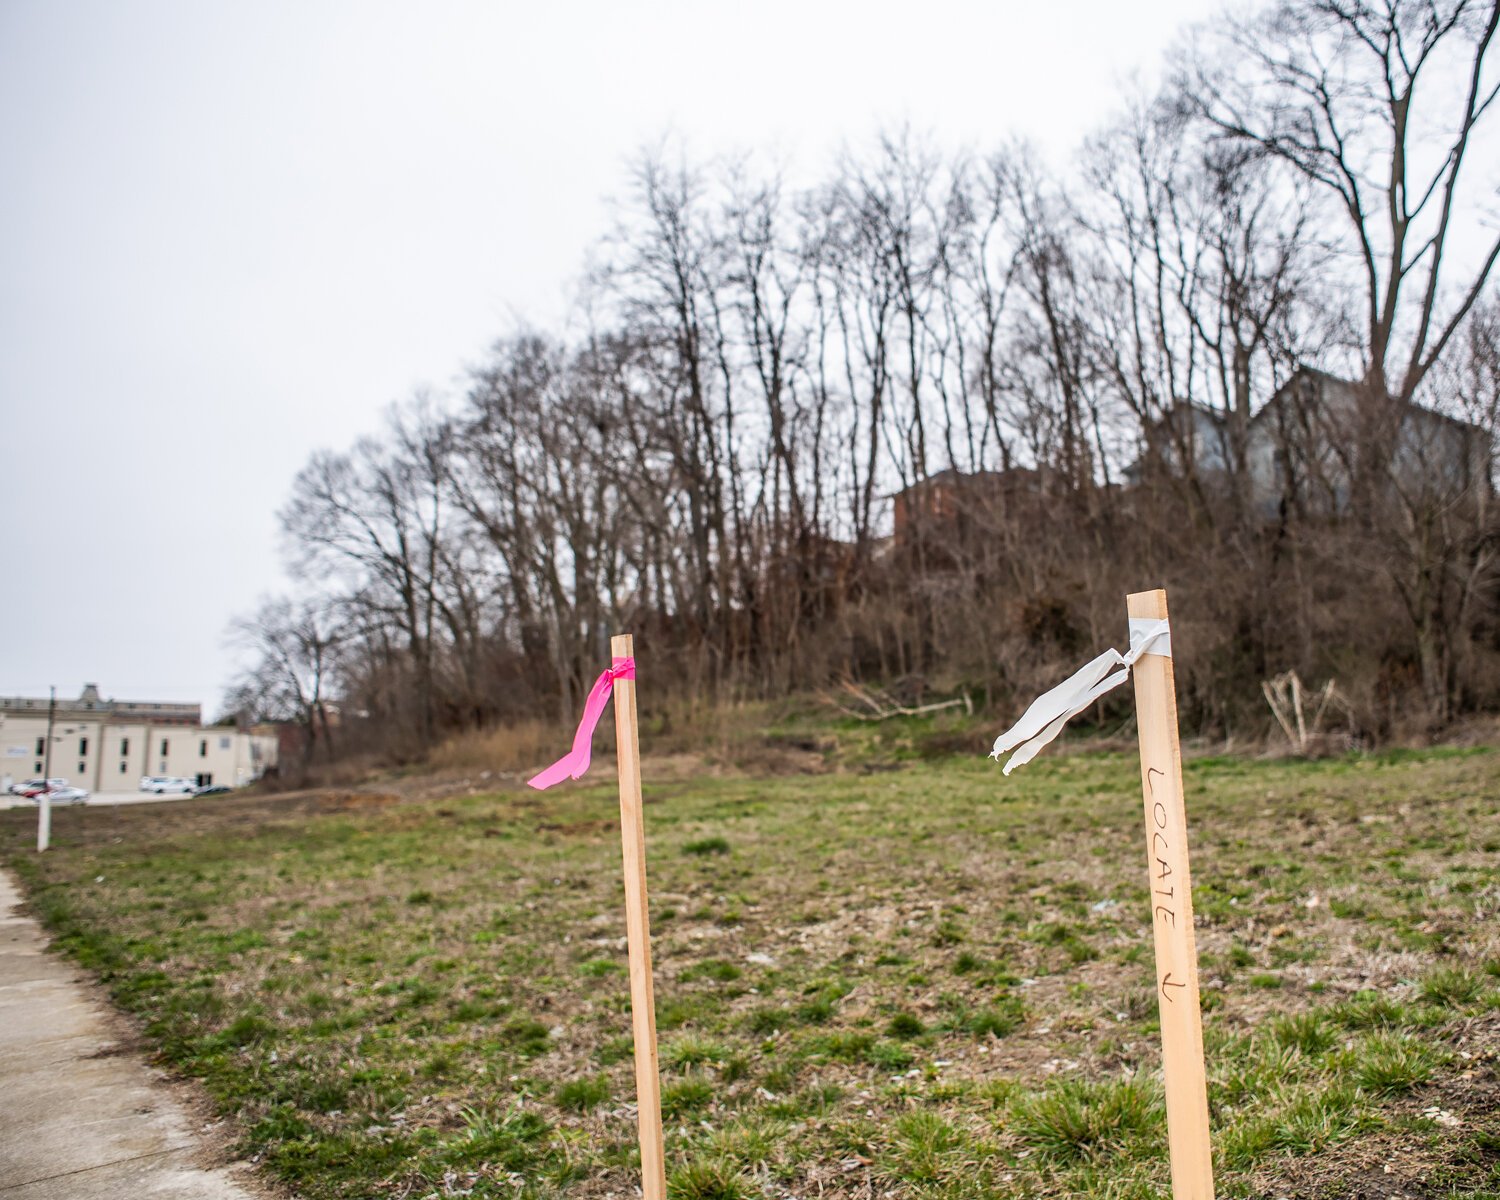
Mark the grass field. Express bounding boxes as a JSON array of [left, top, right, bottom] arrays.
[[3, 746, 1499, 1199]]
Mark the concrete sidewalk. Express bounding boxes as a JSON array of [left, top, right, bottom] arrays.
[[0, 869, 267, 1199]]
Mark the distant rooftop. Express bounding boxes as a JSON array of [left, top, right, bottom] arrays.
[[0, 685, 202, 726]]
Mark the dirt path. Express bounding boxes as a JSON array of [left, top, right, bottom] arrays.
[[0, 869, 272, 1199]]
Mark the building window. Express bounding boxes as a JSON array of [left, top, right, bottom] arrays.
[[34, 762, 41, 772], [120, 737, 129, 757], [34, 737, 43, 756], [219, 736, 231, 750], [78, 761, 85, 774], [160, 738, 169, 756], [119, 762, 127, 774], [79, 737, 88, 756], [200, 739, 208, 757]]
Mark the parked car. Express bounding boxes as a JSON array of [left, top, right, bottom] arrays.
[[37, 785, 88, 805], [193, 784, 231, 796], [139, 776, 196, 794], [10, 778, 67, 797]]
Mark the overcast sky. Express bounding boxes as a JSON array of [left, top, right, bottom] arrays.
[[0, 0, 1212, 711]]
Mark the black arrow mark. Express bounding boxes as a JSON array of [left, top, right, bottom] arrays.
[[1160, 972, 1187, 1002]]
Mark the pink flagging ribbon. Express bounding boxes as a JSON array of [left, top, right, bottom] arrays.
[[527, 657, 636, 790]]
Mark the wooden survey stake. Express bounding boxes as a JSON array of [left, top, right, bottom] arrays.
[[610, 633, 666, 1200], [1127, 590, 1214, 1200]]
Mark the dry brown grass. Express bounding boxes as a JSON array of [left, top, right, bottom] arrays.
[[426, 699, 834, 781], [427, 719, 561, 773]]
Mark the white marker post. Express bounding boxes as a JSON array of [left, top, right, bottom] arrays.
[[37, 793, 51, 854], [1127, 589, 1214, 1200], [38, 684, 56, 853]]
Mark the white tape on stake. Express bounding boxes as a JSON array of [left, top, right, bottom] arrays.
[[990, 618, 1170, 774], [1128, 617, 1171, 659]]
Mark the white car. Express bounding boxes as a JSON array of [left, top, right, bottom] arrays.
[[139, 776, 196, 794], [38, 785, 89, 806]]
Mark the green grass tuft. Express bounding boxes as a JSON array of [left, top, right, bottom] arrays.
[[662, 1074, 716, 1119], [1420, 967, 1482, 1007], [555, 1074, 610, 1112], [881, 1110, 963, 1183], [681, 958, 742, 983], [1271, 1012, 1336, 1057], [1010, 1077, 1159, 1162], [966, 997, 1027, 1039], [667, 1155, 751, 1200], [1353, 1033, 1446, 1096], [665, 1034, 729, 1069]]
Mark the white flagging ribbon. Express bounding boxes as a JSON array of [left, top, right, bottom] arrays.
[[989, 618, 1171, 774]]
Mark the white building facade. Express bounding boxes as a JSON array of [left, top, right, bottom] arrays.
[[0, 685, 277, 793]]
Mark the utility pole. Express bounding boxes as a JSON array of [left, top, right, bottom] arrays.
[[38, 685, 55, 852]]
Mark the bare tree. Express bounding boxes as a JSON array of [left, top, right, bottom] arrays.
[[258, 91, 1500, 760], [1082, 97, 1317, 522], [452, 334, 632, 715], [595, 152, 745, 686], [1180, 0, 1500, 418], [999, 153, 1113, 502], [280, 396, 454, 750], [225, 596, 341, 763], [1177, 0, 1500, 719]]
